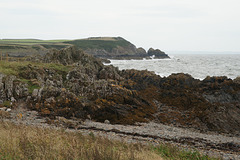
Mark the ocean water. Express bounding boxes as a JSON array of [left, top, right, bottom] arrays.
[[109, 54, 240, 80]]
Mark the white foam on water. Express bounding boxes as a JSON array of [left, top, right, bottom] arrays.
[[108, 54, 240, 80]]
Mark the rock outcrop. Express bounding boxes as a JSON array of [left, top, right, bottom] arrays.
[[0, 47, 239, 136], [136, 47, 147, 56], [124, 72, 240, 135], [0, 74, 28, 104]]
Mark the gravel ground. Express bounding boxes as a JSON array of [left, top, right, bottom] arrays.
[[2, 104, 240, 160]]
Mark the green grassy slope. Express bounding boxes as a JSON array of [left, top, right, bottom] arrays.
[[0, 39, 72, 56], [0, 37, 134, 56], [64, 37, 133, 52], [0, 39, 68, 45]]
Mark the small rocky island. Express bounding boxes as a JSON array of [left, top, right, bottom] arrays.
[[0, 46, 239, 159]]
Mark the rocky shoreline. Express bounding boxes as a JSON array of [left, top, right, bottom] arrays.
[[2, 103, 239, 160], [0, 46, 240, 159]]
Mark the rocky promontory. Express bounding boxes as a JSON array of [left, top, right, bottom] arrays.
[[64, 37, 170, 59]]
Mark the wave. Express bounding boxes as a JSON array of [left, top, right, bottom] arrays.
[[109, 54, 240, 80]]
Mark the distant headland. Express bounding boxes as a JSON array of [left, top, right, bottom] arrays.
[[0, 37, 169, 60]]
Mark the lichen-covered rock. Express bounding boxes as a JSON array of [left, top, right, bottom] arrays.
[[13, 80, 28, 99], [44, 47, 84, 65], [44, 46, 104, 71], [0, 73, 6, 101], [0, 73, 28, 102], [32, 89, 39, 98], [18, 64, 45, 81], [3, 75, 16, 99], [98, 65, 122, 81]]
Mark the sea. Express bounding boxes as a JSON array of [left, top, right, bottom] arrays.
[[108, 54, 240, 80]]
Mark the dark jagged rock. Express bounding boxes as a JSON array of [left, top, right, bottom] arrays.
[[147, 48, 169, 58], [233, 76, 240, 84], [44, 47, 104, 69], [98, 65, 122, 81], [99, 58, 111, 64], [129, 72, 240, 135], [1, 47, 240, 136], [136, 47, 147, 55], [0, 74, 28, 102]]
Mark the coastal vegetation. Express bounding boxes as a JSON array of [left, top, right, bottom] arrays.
[[0, 121, 218, 160], [0, 37, 133, 56], [0, 37, 131, 51], [0, 61, 72, 76], [64, 37, 133, 52]]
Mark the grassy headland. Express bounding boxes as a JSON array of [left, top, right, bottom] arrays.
[[64, 37, 133, 52], [0, 37, 134, 57]]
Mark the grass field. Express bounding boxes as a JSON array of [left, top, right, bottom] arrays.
[[64, 37, 133, 52], [0, 39, 69, 45], [0, 121, 219, 160], [0, 39, 71, 56]]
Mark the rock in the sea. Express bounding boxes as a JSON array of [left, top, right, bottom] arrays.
[[136, 47, 147, 55], [147, 48, 169, 58]]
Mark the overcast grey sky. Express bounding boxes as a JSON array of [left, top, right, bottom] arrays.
[[1, 0, 240, 52]]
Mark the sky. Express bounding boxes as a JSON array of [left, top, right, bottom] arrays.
[[1, 0, 240, 52]]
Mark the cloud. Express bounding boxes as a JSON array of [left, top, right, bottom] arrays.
[[0, 0, 240, 51]]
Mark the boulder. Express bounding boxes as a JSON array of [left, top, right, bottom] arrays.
[[0, 74, 6, 101], [4, 75, 16, 99], [104, 120, 110, 124], [13, 80, 28, 99], [98, 65, 122, 80], [32, 89, 39, 98]]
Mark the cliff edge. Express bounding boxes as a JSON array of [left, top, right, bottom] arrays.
[[63, 37, 170, 59]]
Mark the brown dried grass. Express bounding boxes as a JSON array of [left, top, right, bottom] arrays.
[[0, 121, 162, 160]]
